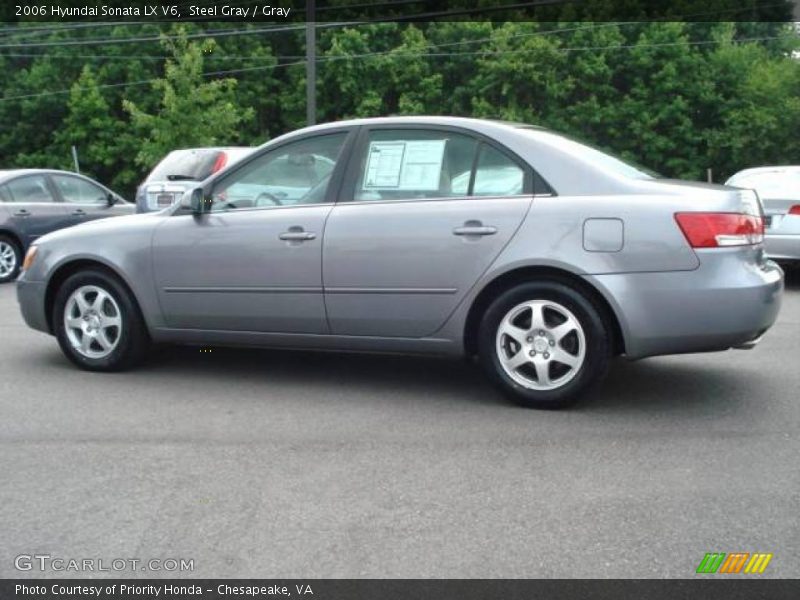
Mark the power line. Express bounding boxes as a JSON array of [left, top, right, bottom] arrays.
[[0, 23, 330, 48], [1, 32, 794, 104], [1, 2, 791, 62], [0, 0, 574, 49], [0, 0, 786, 46]]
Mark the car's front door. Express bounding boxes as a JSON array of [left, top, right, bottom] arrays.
[[49, 173, 133, 223], [152, 130, 352, 333], [323, 127, 533, 337], [3, 174, 71, 246]]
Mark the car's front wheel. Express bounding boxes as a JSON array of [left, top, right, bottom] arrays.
[[53, 269, 149, 371], [478, 281, 612, 409], [0, 235, 22, 283]]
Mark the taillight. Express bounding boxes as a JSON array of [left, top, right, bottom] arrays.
[[212, 152, 228, 173], [674, 213, 764, 248], [788, 205, 800, 216]]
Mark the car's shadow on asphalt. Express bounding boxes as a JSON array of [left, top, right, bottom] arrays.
[[38, 342, 757, 415], [585, 358, 752, 414], [782, 266, 800, 290], [135, 345, 508, 408]]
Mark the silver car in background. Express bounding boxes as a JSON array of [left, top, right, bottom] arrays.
[[136, 146, 253, 213], [16, 117, 783, 408], [726, 166, 800, 266]]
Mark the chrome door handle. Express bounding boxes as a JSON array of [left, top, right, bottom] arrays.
[[13, 209, 30, 217], [279, 229, 316, 241], [71, 209, 86, 216], [453, 223, 497, 236]]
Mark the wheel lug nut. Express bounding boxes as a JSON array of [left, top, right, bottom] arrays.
[[526, 337, 532, 342], [549, 340, 555, 346], [529, 350, 535, 356], [544, 353, 550, 360], [539, 330, 545, 336]]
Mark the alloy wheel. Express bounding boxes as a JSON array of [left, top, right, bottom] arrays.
[[0, 241, 17, 279], [63, 285, 123, 359], [495, 299, 586, 391]]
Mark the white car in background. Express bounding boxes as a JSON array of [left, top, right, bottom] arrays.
[[726, 166, 800, 266], [135, 147, 254, 213]]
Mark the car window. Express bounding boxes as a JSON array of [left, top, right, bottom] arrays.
[[52, 174, 108, 204], [147, 149, 225, 182], [210, 133, 347, 212], [0, 184, 11, 203], [470, 144, 525, 197], [351, 130, 478, 202], [5, 175, 56, 203]]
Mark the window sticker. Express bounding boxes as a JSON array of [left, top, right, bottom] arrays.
[[363, 139, 447, 191]]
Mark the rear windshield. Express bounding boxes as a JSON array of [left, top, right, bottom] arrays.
[[146, 149, 224, 182], [517, 126, 659, 180]]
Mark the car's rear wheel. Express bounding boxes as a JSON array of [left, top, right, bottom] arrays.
[[478, 281, 612, 409], [53, 269, 149, 371], [0, 235, 22, 283]]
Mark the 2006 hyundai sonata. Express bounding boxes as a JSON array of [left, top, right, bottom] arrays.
[[16, 117, 784, 408]]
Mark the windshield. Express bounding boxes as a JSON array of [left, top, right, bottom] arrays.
[[146, 149, 225, 182], [517, 127, 659, 180]]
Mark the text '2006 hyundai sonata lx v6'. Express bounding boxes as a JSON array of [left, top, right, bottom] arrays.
[[16, 117, 784, 409]]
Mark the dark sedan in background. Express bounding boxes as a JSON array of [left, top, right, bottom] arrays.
[[0, 169, 133, 283]]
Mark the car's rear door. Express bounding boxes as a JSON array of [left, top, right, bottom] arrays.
[[152, 129, 355, 333], [2, 174, 71, 245], [323, 125, 533, 338]]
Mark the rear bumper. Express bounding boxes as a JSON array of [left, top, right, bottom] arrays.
[[586, 250, 784, 359], [16, 278, 49, 334], [765, 233, 800, 262]]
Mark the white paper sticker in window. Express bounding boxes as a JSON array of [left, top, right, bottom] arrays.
[[363, 139, 447, 191]]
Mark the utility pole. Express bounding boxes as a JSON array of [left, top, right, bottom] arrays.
[[71, 146, 80, 174], [306, 0, 316, 126]]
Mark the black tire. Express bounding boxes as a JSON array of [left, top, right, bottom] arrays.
[[0, 234, 22, 284], [53, 269, 149, 371], [477, 281, 612, 409]]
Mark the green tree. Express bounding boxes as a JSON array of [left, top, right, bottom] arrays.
[[318, 24, 442, 120], [54, 66, 139, 193], [123, 27, 254, 170]]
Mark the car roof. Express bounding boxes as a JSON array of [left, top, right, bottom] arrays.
[[727, 166, 800, 180], [0, 168, 90, 182], [264, 116, 537, 144], [166, 147, 253, 153]]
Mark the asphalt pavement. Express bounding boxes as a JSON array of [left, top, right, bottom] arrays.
[[1, 271, 798, 578]]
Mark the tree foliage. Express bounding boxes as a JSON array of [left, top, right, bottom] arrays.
[[0, 20, 798, 197], [123, 28, 254, 169]]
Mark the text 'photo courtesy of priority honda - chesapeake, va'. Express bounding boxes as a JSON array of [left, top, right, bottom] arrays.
[[1, 1, 799, 599]]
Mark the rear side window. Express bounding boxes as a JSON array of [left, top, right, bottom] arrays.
[[5, 175, 55, 203], [472, 144, 525, 197], [146, 149, 225, 183]]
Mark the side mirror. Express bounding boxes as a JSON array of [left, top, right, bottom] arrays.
[[106, 193, 117, 207], [180, 187, 206, 214]]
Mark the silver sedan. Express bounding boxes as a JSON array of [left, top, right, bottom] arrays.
[[16, 117, 784, 408], [726, 166, 800, 266]]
